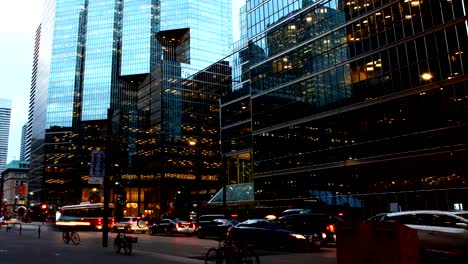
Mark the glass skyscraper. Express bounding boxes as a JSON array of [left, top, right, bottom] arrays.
[[220, 0, 468, 218], [29, 0, 232, 214], [0, 99, 12, 173]]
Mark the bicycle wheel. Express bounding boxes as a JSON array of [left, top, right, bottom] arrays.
[[114, 238, 121, 254], [70, 232, 80, 245], [62, 232, 70, 244], [239, 249, 260, 264], [124, 242, 132, 255], [205, 248, 222, 264]]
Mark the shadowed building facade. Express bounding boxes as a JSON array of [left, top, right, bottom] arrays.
[[219, 0, 468, 217]]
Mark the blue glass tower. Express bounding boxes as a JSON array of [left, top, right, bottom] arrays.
[[29, 0, 232, 212]]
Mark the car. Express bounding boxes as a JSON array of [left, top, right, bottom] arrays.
[[280, 208, 308, 216], [366, 210, 468, 260], [226, 219, 322, 252], [149, 218, 196, 236], [113, 217, 148, 233], [196, 218, 239, 239], [194, 214, 226, 226], [278, 213, 343, 246]]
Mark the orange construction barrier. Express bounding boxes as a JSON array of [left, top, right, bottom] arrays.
[[337, 220, 420, 264], [336, 221, 367, 264]]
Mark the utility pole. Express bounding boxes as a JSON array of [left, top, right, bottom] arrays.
[[102, 108, 113, 247], [219, 98, 227, 216]]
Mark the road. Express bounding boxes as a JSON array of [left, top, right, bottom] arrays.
[[0, 222, 337, 264]]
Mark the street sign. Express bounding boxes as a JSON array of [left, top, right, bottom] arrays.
[[89, 151, 105, 184]]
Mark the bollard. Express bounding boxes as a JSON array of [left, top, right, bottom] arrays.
[[20, 224, 22, 236], [38, 225, 41, 239]]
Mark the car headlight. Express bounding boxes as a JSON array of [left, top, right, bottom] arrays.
[[289, 234, 307, 239], [321, 232, 327, 239]]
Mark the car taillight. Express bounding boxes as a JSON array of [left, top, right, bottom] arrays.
[[192, 223, 196, 228], [98, 218, 102, 224], [175, 223, 179, 228], [327, 224, 335, 233]]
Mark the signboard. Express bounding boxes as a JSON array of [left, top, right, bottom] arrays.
[[88, 151, 105, 184]]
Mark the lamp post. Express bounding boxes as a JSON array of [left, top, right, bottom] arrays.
[[218, 98, 227, 216]]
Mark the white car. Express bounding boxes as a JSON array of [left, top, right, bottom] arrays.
[[113, 217, 148, 233], [368, 210, 468, 260]]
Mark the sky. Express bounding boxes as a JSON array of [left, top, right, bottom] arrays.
[[0, 0, 41, 163], [0, 0, 245, 163]]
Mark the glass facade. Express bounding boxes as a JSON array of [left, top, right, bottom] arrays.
[[135, 0, 233, 217], [220, 0, 468, 217], [31, 0, 233, 215], [0, 99, 12, 172], [120, 0, 159, 76], [82, 0, 119, 121]]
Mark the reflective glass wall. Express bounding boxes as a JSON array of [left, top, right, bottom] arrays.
[[32, 0, 233, 210], [221, 0, 468, 217]]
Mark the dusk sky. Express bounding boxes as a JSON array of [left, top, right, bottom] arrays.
[[0, 0, 244, 163], [0, 0, 40, 162]]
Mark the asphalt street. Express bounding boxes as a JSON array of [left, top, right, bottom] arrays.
[[0, 222, 337, 264]]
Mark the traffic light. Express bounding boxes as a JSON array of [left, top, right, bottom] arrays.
[[116, 191, 126, 207], [41, 204, 48, 210]]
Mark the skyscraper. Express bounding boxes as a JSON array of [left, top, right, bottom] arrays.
[[20, 123, 28, 161], [0, 99, 12, 173], [219, 0, 468, 216], [29, 0, 232, 214]]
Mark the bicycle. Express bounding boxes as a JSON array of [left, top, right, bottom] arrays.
[[114, 232, 137, 255], [205, 238, 260, 264], [62, 230, 80, 245]]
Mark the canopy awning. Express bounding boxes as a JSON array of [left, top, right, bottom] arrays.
[[208, 183, 254, 204]]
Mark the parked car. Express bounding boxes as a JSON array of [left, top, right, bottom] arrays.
[[149, 218, 196, 236], [226, 219, 322, 252], [278, 213, 343, 246], [196, 218, 239, 239], [113, 217, 148, 233], [366, 210, 468, 260]]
